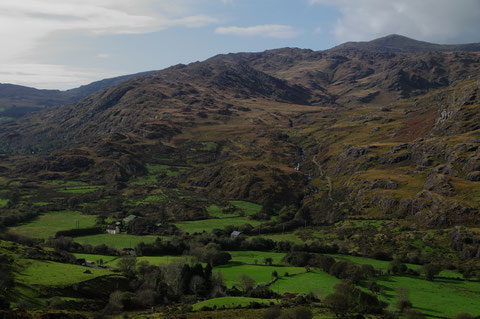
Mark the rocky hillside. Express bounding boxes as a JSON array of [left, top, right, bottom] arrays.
[[0, 35, 478, 229]]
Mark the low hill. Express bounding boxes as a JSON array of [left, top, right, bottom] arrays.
[[0, 71, 155, 119]]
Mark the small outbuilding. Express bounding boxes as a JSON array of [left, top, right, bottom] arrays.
[[106, 225, 120, 235]]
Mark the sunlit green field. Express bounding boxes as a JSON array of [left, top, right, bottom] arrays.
[[229, 200, 262, 216], [16, 259, 112, 287], [9, 211, 97, 239], [228, 251, 287, 265], [215, 264, 305, 287], [377, 275, 480, 317]]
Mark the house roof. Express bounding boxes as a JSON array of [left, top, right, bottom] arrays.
[[231, 231, 242, 237]]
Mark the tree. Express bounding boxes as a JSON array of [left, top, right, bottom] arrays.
[[324, 282, 357, 317], [389, 260, 407, 274], [108, 291, 126, 312], [453, 313, 473, 319], [237, 274, 256, 293], [279, 307, 313, 319], [264, 257, 273, 266], [405, 309, 426, 319], [361, 264, 376, 278], [422, 263, 441, 281], [272, 270, 278, 278], [396, 287, 412, 312], [190, 275, 205, 295], [324, 281, 384, 316], [137, 260, 150, 280], [117, 256, 137, 277], [263, 306, 282, 319], [134, 289, 156, 307]]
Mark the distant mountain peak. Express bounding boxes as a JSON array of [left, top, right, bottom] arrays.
[[330, 34, 480, 53]]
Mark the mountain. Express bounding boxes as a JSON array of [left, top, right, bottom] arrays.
[[0, 34, 479, 258], [331, 34, 480, 53], [0, 70, 155, 119]]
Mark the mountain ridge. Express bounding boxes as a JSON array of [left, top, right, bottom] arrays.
[[331, 34, 480, 53]]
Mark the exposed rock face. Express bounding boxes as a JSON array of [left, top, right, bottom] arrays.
[[424, 173, 455, 196]]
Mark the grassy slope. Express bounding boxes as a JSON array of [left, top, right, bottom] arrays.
[[8, 211, 97, 239]]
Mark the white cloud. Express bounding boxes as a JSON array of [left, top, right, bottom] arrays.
[[0, 0, 219, 89], [0, 0, 218, 63], [310, 0, 480, 44], [215, 24, 301, 39], [97, 53, 110, 59], [0, 63, 122, 90]]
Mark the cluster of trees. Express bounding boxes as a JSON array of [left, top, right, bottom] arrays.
[[282, 252, 375, 284], [324, 281, 385, 316], [188, 242, 232, 266], [263, 306, 313, 319], [135, 237, 187, 256], [99, 256, 225, 316], [46, 236, 118, 256]]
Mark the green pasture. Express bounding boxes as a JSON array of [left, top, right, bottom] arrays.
[[256, 232, 303, 244], [0, 198, 8, 208], [229, 200, 262, 216], [175, 217, 262, 234], [131, 164, 188, 185], [377, 275, 480, 317], [16, 259, 112, 287], [207, 204, 238, 218], [57, 186, 104, 194], [135, 195, 166, 205], [215, 264, 305, 288], [45, 181, 88, 186], [9, 211, 97, 239], [228, 251, 287, 265], [73, 233, 159, 249], [273, 270, 340, 297]]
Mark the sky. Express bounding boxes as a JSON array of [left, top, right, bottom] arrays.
[[1, 0, 480, 90]]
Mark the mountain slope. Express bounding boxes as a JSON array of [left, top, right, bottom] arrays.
[[0, 35, 478, 231]]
